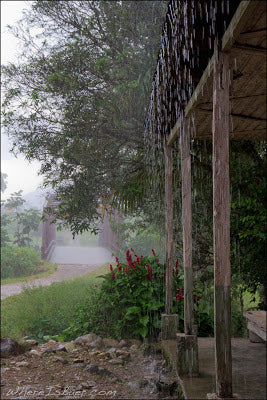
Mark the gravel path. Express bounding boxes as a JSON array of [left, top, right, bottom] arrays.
[[1, 246, 114, 300]]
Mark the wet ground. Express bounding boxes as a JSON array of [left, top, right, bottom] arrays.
[[162, 337, 266, 399], [1, 246, 114, 300]]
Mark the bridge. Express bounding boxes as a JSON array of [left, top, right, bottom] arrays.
[[41, 196, 121, 263]]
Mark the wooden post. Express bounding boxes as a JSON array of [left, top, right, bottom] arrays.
[[180, 118, 194, 335], [164, 140, 173, 314], [212, 50, 232, 398]]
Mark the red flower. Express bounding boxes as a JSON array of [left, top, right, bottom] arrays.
[[110, 264, 115, 280], [93, 284, 98, 288], [152, 249, 155, 256], [174, 258, 179, 275], [176, 287, 184, 301], [195, 294, 202, 302], [115, 256, 122, 271], [146, 264, 152, 281]]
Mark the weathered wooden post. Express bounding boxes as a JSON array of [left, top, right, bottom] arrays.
[[211, 49, 233, 398], [161, 138, 178, 339], [176, 118, 199, 375], [181, 118, 194, 335]]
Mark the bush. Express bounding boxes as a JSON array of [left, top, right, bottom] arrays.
[[61, 249, 203, 341], [1, 246, 41, 278]]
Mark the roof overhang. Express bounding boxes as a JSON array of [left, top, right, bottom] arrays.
[[168, 0, 267, 145]]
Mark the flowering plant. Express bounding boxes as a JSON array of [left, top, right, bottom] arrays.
[[99, 248, 186, 338]]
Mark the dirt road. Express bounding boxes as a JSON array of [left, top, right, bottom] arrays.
[[1, 246, 114, 300]]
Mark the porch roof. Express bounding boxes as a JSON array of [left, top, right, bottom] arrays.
[[168, 0, 267, 145]]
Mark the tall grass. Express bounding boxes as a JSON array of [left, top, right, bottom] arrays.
[[1, 263, 110, 340]]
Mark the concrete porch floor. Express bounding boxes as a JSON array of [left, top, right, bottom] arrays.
[[162, 337, 266, 399]]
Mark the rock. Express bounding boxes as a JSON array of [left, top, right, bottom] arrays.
[[84, 364, 99, 374], [64, 341, 77, 352], [130, 344, 139, 352], [128, 339, 142, 347], [156, 377, 178, 396], [84, 364, 112, 376], [98, 352, 110, 359], [108, 358, 124, 365], [74, 333, 100, 346], [18, 339, 38, 351], [118, 339, 129, 348], [107, 347, 116, 355], [29, 349, 43, 357], [53, 356, 68, 364], [77, 381, 97, 390], [1, 338, 25, 358], [15, 361, 30, 367], [40, 341, 67, 353], [115, 349, 131, 360], [87, 337, 103, 350], [103, 338, 119, 348], [1, 368, 10, 373]]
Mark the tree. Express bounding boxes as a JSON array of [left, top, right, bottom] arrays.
[[2, 0, 166, 234], [1, 173, 8, 192], [3, 191, 41, 248]]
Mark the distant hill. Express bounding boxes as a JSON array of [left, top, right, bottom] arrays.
[[23, 188, 49, 210]]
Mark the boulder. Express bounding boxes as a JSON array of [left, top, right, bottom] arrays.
[[39, 341, 67, 354], [15, 361, 30, 367], [115, 349, 131, 360], [103, 338, 119, 348], [87, 337, 103, 350], [1, 338, 25, 358], [18, 339, 38, 351], [74, 333, 100, 346]]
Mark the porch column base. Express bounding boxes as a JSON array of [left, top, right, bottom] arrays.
[[176, 333, 199, 376], [161, 314, 178, 340]]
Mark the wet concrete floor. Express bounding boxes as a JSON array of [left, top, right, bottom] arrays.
[[162, 337, 266, 399]]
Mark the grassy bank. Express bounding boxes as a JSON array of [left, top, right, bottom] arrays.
[[1, 262, 111, 340], [1, 261, 58, 285]]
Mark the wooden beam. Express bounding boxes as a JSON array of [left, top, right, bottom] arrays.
[[213, 51, 232, 398], [232, 43, 267, 55], [222, 1, 260, 52], [197, 108, 267, 123], [164, 140, 173, 315], [168, 118, 181, 146], [239, 28, 267, 40], [180, 118, 194, 335]]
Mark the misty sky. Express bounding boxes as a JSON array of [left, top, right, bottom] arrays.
[[1, 1, 43, 200]]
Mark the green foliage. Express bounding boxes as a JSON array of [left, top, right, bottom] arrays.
[[230, 142, 267, 304], [2, 191, 41, 248], [61, 249, 203, 340], [1, 213, 11, 247], [1, 1, 167, 234], [1, 246, 41, 278], [1, 263, 110, 340]]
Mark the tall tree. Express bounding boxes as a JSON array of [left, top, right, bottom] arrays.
[[2, 0, 166, 234]]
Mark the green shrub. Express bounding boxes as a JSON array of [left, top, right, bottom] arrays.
[[1, 246, 41, 278], [61, 249, 204, 341]]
